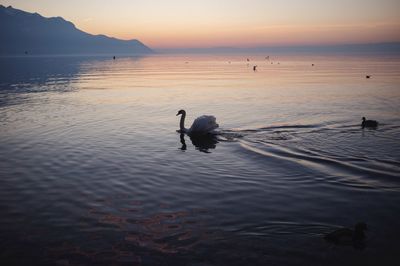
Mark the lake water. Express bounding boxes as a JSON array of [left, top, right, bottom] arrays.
[[0, 54, 400, 265]]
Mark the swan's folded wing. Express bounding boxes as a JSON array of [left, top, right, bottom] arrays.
[[190, 115, 219, 134]]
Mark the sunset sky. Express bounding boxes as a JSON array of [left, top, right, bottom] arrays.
[[1, 0, 400, 49]]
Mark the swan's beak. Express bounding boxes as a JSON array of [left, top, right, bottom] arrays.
[[176, 112, 180, 116]]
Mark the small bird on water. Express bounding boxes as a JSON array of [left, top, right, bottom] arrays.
[[361, 117, 378, 128], [324, 222, 367, 249]]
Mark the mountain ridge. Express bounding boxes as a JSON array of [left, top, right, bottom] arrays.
[[0, 5, 153, 55]]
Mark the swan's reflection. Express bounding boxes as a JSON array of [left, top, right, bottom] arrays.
[[179, 133, 218, 153], [179, 133, 187, 151]]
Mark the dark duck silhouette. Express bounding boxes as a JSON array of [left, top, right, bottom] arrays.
[[324, 222, 367, 249], [361, 117, 378, 128]]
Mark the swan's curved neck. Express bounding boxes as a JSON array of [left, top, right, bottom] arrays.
[[179, 113, 186, 132]]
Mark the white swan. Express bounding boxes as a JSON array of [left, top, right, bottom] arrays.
[[176, 109, 219, 136]]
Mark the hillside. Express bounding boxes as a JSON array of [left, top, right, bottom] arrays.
[[0, 5, 153, 55]]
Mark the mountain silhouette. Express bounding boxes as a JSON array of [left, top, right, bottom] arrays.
[[0, 5, 153, 55]]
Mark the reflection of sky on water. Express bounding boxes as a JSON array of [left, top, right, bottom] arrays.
[[1, 54, 400, 265], [0, 55, 146, 107]]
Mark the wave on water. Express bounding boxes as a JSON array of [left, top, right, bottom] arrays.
[[219, 123, 400, 191]]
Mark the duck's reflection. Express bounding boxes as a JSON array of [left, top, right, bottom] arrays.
[[179, 133, 218, 153]]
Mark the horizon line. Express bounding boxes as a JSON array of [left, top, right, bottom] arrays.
[[153, 42, 400, 52]]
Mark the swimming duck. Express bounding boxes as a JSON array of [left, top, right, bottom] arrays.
[[324, 222, 367, 248], [362, 117, 378, 128]]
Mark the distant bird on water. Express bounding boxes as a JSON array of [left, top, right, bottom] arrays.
[[176, 109, 219, 136], [366, 75, 371, 79], [253, 65, 257, 71], [113, 56, 116, 60], [362, 117, 378, 128], [324, 222, 367, 249]]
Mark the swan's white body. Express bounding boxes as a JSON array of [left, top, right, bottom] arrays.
[[177, 110, 219, 136], [188, 115, 219, 134]]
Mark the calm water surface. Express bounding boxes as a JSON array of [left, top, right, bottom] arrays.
[[1, 54, 400, 265]]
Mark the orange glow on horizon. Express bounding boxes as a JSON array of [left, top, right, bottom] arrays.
[[78, 21, 400, 49], [2, 0, 400, 49]]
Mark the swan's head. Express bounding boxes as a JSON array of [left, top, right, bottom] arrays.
[[362, 117, 366, 122], [176, 109, 186, 116]]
